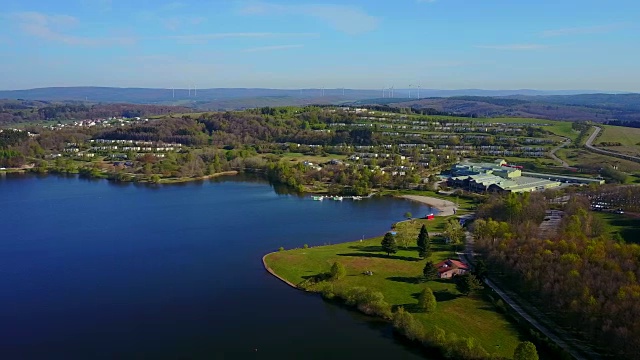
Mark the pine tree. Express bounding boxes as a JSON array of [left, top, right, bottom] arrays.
[[423, 261, 438, 281], [418, 287, 437, 312], [417, 224, 431, 259], [381, 232, 398, 256], [455, 273, 484, 296]]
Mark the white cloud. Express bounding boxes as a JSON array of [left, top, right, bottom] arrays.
[[475, 44, 549, 50], [541, 24, 625, 37], [240, 2, 379, 35], [7, 12, 134, 46], [242, 44, 304, 52]]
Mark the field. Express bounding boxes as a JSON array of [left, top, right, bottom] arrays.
[[556, 148, 640, 173], [265, 218, 525, 358], [542, 122, 580, 141], [279, 152, 347, 164], [596, 125, 640, 157]]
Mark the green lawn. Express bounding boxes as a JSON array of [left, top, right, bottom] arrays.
[[543, 122, 580, 141], [279, 152, 347, 164], [593, 212, 640, 244], [265, 218, 525, 358]]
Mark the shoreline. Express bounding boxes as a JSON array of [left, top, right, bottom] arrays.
[[400, 194, 457, 216], [159, 171, 238, 184], [262, 254, 299, 289]]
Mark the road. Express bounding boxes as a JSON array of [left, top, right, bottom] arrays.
[[461, 232, 600, 360], [585, 126, 640, 163], [549, 137, 571, 167]]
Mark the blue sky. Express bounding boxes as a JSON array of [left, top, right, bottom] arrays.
[[1, 0, 639, 91]]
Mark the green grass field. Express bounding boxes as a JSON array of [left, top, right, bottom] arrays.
[[595, 125, 640, 157], [265, 218, 524, 358], [558, 148, 640, 173], [543, 122, 580, 141], [593, 212, 640, 244], [598, 125, 640, 147], [279, 152, 347, 164]]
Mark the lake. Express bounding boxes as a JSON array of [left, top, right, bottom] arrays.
[[0, 174, 437, 359]]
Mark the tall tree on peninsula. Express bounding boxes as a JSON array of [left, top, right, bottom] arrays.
[[417, 224, 431, 259], [381, 232, 398, 256]]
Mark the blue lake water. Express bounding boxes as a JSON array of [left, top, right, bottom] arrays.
[[0, 173, 437, 359]]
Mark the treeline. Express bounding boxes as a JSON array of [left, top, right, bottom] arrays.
[[473, 193, 640, 357], [605, 120, 640, 129], [0, 129, 29, 148], [450, 96, 530, 107]]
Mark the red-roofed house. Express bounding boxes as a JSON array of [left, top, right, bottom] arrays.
[[435, 259, 469, 279]]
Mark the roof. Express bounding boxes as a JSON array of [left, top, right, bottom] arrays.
[[435, 259, 469, 274]]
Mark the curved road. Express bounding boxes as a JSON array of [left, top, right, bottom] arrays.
[[585, 126, 640, 163], [549, 137, 571, 167]]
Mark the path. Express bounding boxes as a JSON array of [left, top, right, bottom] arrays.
[[460, 232, 600, 360], [549, 137, 571, 167], [585, 126, 640, 163]]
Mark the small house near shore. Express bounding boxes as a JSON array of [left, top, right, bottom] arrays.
[[436, 259, 469, 279]]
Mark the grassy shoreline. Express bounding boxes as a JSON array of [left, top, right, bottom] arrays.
[[263, 218, 526, 359]]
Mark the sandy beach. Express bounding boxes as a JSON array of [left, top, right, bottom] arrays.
[[400, 195, 457, 217]]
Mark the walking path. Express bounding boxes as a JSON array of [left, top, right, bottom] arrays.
[[549, 137, 571, 167]]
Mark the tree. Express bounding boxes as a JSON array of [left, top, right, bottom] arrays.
[[423, 261, 438, 281], [330, 261, 346, 280], [444, 219, 465, 252], [381, 232, 398, 256], [418, 287, 437, 312], [513, 341, 539, 360], [404, 211, 412, 221], [473, 259, 488, 280], [455, 273, 484, 296], [417, 224, 431, 259]]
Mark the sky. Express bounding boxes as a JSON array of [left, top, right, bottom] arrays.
[[1, 0, 639, 91]]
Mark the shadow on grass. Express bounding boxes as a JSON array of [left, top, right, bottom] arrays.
[[392, 303, 422, 313], [387, 276, 422, 284], [302, 273, 330, 281], [347, 245, 383, 253], [433, 290, 460, 302], [337, 253, 420, 262]]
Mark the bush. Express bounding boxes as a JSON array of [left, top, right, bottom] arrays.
[[392, 307, 425, 341], [418, 287, 437, 312], [330, 261, 347, 280]]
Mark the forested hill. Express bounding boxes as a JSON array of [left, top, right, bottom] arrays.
[[383, 93, 640, 122]]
